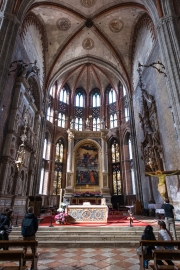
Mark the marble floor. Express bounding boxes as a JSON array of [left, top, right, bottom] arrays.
[[0, 246, 140, 270], [1, 246, 180, 270]]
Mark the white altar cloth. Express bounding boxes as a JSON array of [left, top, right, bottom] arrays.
[[67, 204, 108, 223]]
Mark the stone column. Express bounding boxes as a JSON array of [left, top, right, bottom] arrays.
[[156, 0, 180, 145], [101, 130, 108, 173], [67, 130, 74, 172]]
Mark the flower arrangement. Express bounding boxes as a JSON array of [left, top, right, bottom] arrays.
[[55, 212, 68, 224], [55, 203, 69, 224]]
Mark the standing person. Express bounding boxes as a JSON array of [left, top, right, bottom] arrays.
[[0, 210, 14, 250], [157, 220, 175, 266], [141, 225, 156, 269], [21, 206, 38, 241], [161, 199, 177, 240], [0, 208, 9, 224], [21, 207, 38, 269]]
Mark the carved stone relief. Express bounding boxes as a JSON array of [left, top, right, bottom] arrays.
[[139, 89, 164, 172], [56, 18, 71, 31], [109, 19, 123, 33], [103, 175, 107, 186], [67, 174, 72, 186], [82, 38, 94, 50], [81, 0, 96, 7]]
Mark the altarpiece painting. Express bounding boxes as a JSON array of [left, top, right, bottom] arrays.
[[75, 143, 99, 185]]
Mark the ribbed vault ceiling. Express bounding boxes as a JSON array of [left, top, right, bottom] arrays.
[[28, 0, 153, 91]]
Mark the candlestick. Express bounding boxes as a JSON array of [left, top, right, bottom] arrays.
[[59, 188, 62, 208]]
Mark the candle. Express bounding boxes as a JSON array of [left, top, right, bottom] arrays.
[[59, 188, 62, 208]]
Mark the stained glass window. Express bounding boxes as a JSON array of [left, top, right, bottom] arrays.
[[58, 113, 65, 128], [75, 92, 84, 107], [53, 139, 64, 195], [111, 140, 121, 195], [111, 140, 120, 163], [60, 88, 67, 103], [112, 164, 121, 195], [55, 139, 64, 162], [109, 89, 116, 104], [91, 89, 100, 131], [75, 118, 82, 131]]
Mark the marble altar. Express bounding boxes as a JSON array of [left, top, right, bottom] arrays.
[[67, 204, 108, 223]]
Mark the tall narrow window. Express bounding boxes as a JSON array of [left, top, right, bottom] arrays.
[[111, 139, 121, 195], [58, 86, 68, 128], [123, 86, 129, 122], [91, 89, 100, 131], [58, 113, 65, 128], [128, 137, 136, 194], [53, 139, 64, 195], [109, 88, 116, 104], [108, 88, 118, 128], [75, 92, 84, 107], [60, 88, 67, 103], [39, 133, 50, 195], [75, 89, 85, 130]]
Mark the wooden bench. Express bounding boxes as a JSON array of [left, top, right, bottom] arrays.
[[150, 250, 180, 270], [138, 240, 180, 270], [0, 250, 27, 270], [0, 240, 38, 270]]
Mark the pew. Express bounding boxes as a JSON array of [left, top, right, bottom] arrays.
[[0, 250, 27, 270], [150, 250, 180, 270], [0, 240, 38, 270], [138, 240, 180, 270]]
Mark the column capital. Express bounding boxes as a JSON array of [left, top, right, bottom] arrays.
[[156, 15, 178, 30]]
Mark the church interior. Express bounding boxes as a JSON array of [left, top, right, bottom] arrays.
[[0, 0, 180, 269]]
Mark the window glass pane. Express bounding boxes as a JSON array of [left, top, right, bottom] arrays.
[[93, 95, 96, 107], [60, 90, 63, 102], [112, 90, 116, 103], [75, 118, 78, 130], [64, 90, 67, 103], [112, 145, 115, 163], [109, 91, 112, 104], [46, 107, 51, 121], [80, 94, 83, 107], [93, 118, 96, 131], [97, 94, 100, 107], [123, 86, 126, 97], [110, 115, 113, 128], [76, 95, 79, 106], [43, 138, 47, 159], [128, 139, 133, 159], [62, 114, 65, 128], [79, 118, 82, 131], [97, 118, 100, 131], [39, 168, 45, 194], [114, 114, 117, 127]]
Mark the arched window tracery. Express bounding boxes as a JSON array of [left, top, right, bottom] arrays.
[[39, 132, 51, 195], [53, 139, 64, 195], [111, 139, 121, 195], [74, 89, 85, 131], [91, 89, 101, 131], [107, 88, 118, 128]]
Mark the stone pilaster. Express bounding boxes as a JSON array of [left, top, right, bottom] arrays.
[[156, 1, 180, 146]]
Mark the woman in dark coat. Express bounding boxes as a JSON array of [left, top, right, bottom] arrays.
[[141, 225, 156, 269], [0, 210, 13, 250]]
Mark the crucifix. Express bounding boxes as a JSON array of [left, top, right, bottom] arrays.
[[145, 170, 180, 200]]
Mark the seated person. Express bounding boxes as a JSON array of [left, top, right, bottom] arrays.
[[157, 220, 174, 266], [141, 225, 156, 269]]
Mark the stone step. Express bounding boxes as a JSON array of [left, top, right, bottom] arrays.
[[10, 225, 180, 246]]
